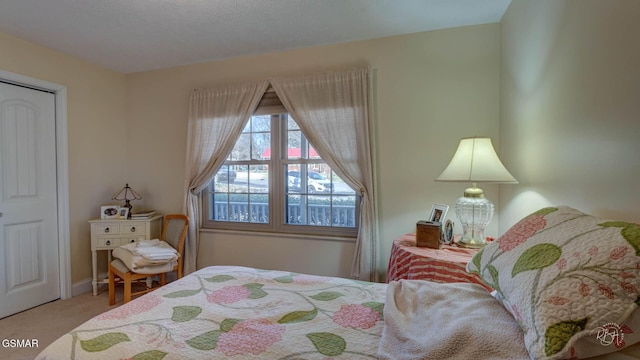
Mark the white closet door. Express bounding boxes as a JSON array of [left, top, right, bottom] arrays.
[[0, 81, 59, 319]]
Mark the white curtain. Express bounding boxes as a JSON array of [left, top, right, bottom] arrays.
[[271, 67, 378, 281], [183, 81, 269, 274]]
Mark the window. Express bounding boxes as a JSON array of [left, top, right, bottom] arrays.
[[202, 112, 359, 237]]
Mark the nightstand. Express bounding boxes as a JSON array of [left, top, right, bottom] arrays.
[[88, 214, 163, 295], [386, 233, 491, 291]]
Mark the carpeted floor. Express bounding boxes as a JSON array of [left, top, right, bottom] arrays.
[[0, 285, 126, 360]]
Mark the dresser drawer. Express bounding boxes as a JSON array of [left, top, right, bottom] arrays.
[[120, 223, 146, 235], [95, 223, 120, 235], [96, 237, 120, 249], [119, 236, 145, 246], [95, 236, 145, 249]]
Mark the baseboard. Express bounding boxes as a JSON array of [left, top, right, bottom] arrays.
[[72, 272, 108, 297]]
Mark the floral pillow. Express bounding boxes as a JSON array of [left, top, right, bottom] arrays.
[[467, 206, 640, 359]]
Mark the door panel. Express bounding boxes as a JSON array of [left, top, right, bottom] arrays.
[[0, 82, 59, 318], [5, 222, 42, 288]]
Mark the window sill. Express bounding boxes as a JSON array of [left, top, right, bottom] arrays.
[[199, 227, 356, 243]]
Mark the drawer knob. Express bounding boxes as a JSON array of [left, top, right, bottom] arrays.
[[105, 227, 110, 233], [130, 227, 136, 232], [130, 239, 135, 243], [106, 240, 111, 246]]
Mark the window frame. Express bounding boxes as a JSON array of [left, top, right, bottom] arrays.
[[201, 112, 359, 238]]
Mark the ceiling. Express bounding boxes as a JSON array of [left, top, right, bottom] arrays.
[[0, 0, 511, 74]]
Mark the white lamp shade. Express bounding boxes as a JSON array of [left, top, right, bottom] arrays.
[[435, 137, 518, 183]]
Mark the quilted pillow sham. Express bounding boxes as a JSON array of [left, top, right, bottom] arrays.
[[467, 206, 640, 359]]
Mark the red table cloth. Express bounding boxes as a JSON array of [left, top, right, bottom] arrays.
[[386, 233, 491, 291]]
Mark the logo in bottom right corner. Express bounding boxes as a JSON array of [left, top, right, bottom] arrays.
[[591, 322, 633, 348]]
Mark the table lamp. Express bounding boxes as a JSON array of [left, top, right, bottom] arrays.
[[112, 183, 142, 219], [435, 137, 517, 248]]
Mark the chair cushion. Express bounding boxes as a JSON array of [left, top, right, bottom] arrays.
[[110, 258, 130, 274]]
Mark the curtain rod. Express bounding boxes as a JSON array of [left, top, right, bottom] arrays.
[[192, 65, 374, 92], [193, 84, 275, 93]]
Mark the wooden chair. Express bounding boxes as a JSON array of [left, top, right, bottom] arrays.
[[108, 214, 189, 305]]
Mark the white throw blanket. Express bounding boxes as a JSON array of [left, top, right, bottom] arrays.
[[112, 240, 178, 273], [377, 280, 531, 360], [129, 240, 178, 261]]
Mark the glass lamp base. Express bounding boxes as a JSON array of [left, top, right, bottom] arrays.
[[455, 191, 494, 248], [457, 237, 488, 249]]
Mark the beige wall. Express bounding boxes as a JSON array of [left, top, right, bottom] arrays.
[[3, 0, 636, 287], [0, 23, 501, 285], [127, 24, 501, 279], [0, 32, 127, 284], [499, 0, 640, 230]]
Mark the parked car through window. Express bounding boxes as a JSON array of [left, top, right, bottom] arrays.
[[215, 165, 237, 183], [287, 170, 333, 193]]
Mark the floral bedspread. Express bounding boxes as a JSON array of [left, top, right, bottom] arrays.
[[36, 266, 387, 360]]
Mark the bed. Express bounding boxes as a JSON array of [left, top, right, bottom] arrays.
[[37, 206, 640, 359], [37, 265, 389, 359]]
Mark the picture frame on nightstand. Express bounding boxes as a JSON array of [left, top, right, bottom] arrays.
[[101, 205, 120, 219], [442, 219, 454, 245], [428, 203, 449, 223], [118, 207, 129, 219]]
